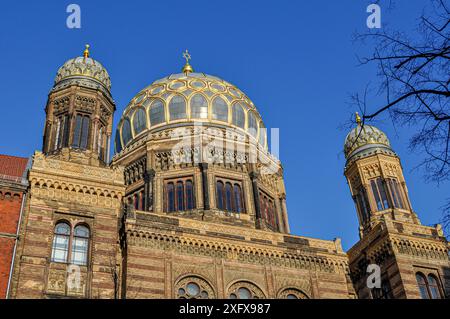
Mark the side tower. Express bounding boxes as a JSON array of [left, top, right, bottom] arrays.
[[10, 46, 125, 299], [345, 113, 450, 299]]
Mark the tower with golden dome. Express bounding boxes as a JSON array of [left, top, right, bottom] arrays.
[[9, 46, 125, 299], [345, 113, 450, 299]]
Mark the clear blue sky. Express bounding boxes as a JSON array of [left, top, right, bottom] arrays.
[[0, 1, 447, 250]]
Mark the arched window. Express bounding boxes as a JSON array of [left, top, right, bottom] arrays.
[[169, 95, 187, 121], [176, 276, 215, 299], [232, 103, 245, 129], [186, 180, 194, 210], [259, 192, 278, 231], [416, 273, 430, 299], [51, 222, 71, 263], [356, 187, 370, 223], [247, 111, 258, 138], [216, 181, 224, 210], [167, 182, 175, 212], [97, 126, 105, 161], [225, 183, 233, 211], [115, 130, 122, 153], [140, 190, 145, 211], [149, 100, 166, 126], [387, 178, 405, 209], [370, 178, 391, 211], [212, 96, 228, 122], [54, 115, 69, 150], [258, 122, 266, 146], [190, 94, 208, 119], [228, 282, 265, 299], [121, 118, 132, 146], [177, 181, 185, 211], [278, 288, 309, 299], [71, 225, 90, 266], [133, 108, 147, 135], [233, 184, 243, 213], [134, 193, 139, 210], [427, 275, 442, 299], [72, 114, 90, 149]]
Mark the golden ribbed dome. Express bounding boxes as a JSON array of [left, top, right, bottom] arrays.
[[344, 116, 392, 160], [54, 45, 111, 91], [115, 72, 267, 153]]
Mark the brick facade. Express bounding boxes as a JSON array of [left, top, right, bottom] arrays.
[[0, 154, 28, 299]]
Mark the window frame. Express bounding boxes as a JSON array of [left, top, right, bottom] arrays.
[[215, 177, 245, 214], [164, 177, 195, 212], [51, 221, 91, 267]]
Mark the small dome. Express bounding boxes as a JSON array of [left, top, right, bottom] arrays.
[[54, 45, 111, 91], [115, 72, 267, 154], [344, 113, 393, 160]]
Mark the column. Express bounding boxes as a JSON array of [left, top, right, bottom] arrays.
[[280, 194, 290, 233], [144, 169, 155, 211], [249, 171, 263, 228], [200, 163, 210, 210]]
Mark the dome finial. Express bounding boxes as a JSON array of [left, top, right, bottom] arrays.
[[83, 44, 90, 58], [182, 49, 194, 75], [355, 112, 362, 125]]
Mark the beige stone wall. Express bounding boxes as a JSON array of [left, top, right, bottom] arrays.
[[10, 152, 125, 299], [121, 210, 354, 299]]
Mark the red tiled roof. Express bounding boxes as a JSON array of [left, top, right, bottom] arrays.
[[0, 154, 29, 180]]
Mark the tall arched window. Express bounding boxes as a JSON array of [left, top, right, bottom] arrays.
[[247, 111, 258, 138], [212, 96, 228, 122], [115, 130, 123, 153], [133, 108, 147, 135], [416, 273, 430, 299], [370, 178, 391, 211], [121, 118, 132, 146], [225, 183, 233, 211], [387, 178, 405, 209], [186, 180, 194, 210], [54, 115, 69, 150], [167, 182, 175, 212], [216, 181, 224, 210], [72, 114, 91, 149], [190, 94, 208, 119], [177, 181, 185, 211], [51, 223, 71, 263], [233, 184, 243, 213], [232, 103, 245, 129], [134, 193, 139, 210], [356, 187, 370, 223], [169, 95, 187, 121], [150, 100, 166, 126], [140, 190, 145, 211], [259, 192, 278, 231], [258, 122, 266, 147], [427, 275, 442, 299], [97, 126, 105, 161], [71, 225, 90, 266]]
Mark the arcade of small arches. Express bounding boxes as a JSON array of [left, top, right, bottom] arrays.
[[174, 276, 309, 299]]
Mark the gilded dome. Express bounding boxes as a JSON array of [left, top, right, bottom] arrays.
[[115, 72, 267, 153], [344, 114, 393, 161], [54, 45, 111, 92]]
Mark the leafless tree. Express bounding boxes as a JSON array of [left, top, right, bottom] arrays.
[[351, 0, 450, 233]]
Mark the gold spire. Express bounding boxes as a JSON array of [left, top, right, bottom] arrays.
[[355, 112, 362, 125], [83, 44, 90, 58], [182, 49, 194, 75]]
